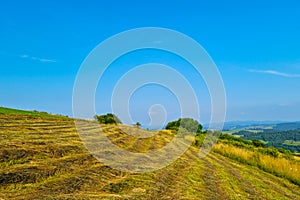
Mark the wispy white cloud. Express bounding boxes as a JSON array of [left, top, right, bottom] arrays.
[[20, 54, 56, 63], [38, 58, 56, 63], [20, 54, 29, 58], [248, 69, 300, 78]]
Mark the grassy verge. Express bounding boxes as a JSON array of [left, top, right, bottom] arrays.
[[213, 143, 300, 186]]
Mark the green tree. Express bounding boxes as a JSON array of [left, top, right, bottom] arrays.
[[165, 118, 203, 134], [135, 122, 141, 128], [252, 139, 265, 148], [94, 113, 122, 124]]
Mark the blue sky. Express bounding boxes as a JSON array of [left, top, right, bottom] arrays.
[[1, 0, 300, 125]]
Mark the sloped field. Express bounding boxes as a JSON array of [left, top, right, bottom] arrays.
[[0, 109, 299, 199]]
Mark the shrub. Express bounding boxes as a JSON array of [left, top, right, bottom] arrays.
[[219, 134, 252, 146], [259, 147, 279, 158], [135, 122, 141, 128], [94, 113, 122, 124], [252, 139, 265, 148], [165, 118, 203, 134]]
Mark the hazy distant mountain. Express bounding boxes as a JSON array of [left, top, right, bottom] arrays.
[[204, 120, 300, 131], [273, 122, 300, 131]]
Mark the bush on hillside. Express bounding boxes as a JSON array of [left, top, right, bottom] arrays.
[[165, 118, 203, 134], [94, 113, 122, 124], [220, 134, 252, 145], [252, 139, 266, 148], [259, 146, 279, 158]]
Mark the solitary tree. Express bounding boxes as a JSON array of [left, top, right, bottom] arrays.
[[94, 113, 122, 124], [135, 122, 141, 128], [165, 118, 203, 134]]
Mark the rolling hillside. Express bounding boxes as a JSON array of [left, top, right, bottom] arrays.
[[0, 107, 300, 199]]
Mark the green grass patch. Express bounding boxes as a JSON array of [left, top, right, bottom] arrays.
[[0, 107, 64, 118], [283, 140, 300, 146]]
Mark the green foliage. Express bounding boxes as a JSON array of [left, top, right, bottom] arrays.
[[0, 107, 61, 118], [194, 135, 203, 146], [274, 122, 300, 131], [94, 113, 122, 124], [219, 133, 253, 148], [176, 127, 192, 137], [252, 139, 265, 148], [233, 129, 300, 152], [259, 147, 279, 158], [278, 147, 292, 156], [135, 122, 141, 128], [165, 119, 181, 131], [165, 118, 203, 134], [219, 134, 296, 160]]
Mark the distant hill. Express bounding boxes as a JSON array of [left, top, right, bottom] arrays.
[[214, 121, 300, 131], [213, 120, 300, 152], [273, 122, 300, 131], [233, 129, 300, 152]]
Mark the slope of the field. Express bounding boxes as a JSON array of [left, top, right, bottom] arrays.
[[0, 108, 300, 199]]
